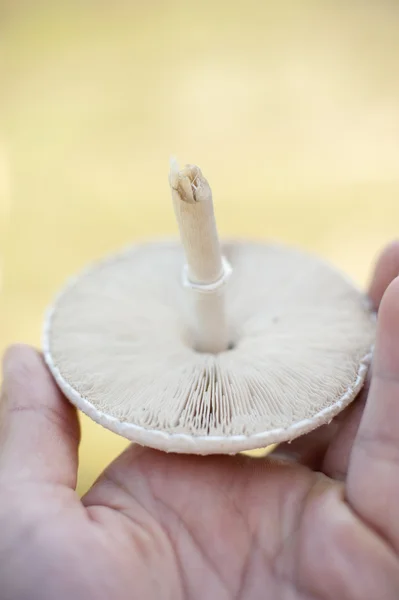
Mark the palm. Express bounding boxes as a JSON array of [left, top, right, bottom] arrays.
[[2, 242, 399, 600], [0, 440, 393, 600]]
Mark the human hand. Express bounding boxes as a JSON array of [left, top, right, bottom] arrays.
[[1, 242, 399, 600]]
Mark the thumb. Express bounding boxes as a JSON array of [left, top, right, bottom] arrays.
[[0, 345, 80, 488]]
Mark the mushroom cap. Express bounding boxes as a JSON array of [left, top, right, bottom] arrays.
[[43, 240, 375, 454]]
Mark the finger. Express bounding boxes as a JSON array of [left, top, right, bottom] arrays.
[[270, 422, 339, 469], [368, 240, 399, 309], [347, 277, 399, 551], [272, 376, 371, 473], [322, 388, 367, 479], [0, 345, 80, 488], [319, 241, 399, 478]]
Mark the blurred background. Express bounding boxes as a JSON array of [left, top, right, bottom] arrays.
[[1, 0, 398, 494]]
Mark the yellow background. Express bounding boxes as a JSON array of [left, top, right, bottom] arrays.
[[1, 1, 399, 494]]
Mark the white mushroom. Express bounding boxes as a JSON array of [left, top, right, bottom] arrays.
[[43, 161, 376, 454]]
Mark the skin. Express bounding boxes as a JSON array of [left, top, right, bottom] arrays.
[[1, 243, 399, 600]]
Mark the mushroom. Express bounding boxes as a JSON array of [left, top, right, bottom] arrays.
[[43, 160, 376, 454]]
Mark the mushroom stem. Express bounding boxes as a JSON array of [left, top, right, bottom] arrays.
[[169, 159, 231, 354]]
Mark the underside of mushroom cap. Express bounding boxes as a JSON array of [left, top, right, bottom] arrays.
[[43, 240, 375, 454]]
